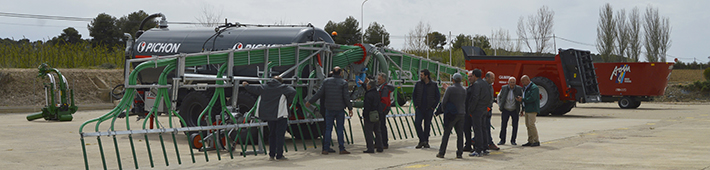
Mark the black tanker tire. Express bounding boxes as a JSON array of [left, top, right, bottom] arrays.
[[631, 100, 642, 108], [392, 91, 407, 107], [179, 91, 216, 128], [289, 122, 326, 140], [531, 77, 560, 116], [551, 101, 576, 116], [232, 91, 266, 145]]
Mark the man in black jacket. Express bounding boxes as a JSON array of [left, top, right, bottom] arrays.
[[305, 66, 354, 155], [242, 76, 296, 161], [466, 69, 492, 157], [412, 69, 440, 149], [362, 79, 384, 153]]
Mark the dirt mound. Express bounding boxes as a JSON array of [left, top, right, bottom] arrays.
[[0, 68, 124, 107]]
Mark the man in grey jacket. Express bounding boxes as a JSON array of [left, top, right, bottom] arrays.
[[242, 76, 296, 161], [305, 66, 354, 155], [466, 69, 492, 157], [497, 77, 523, 145], [436, 73, 467, 159]]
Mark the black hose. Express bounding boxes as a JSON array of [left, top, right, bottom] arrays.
[[136, 13, 164, 38]]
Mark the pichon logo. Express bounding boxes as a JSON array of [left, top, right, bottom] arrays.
[[232, 42, 278, 50], [136, 42, 182, 53]]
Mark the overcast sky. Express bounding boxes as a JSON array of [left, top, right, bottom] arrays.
[[1, 0, 708, 63]]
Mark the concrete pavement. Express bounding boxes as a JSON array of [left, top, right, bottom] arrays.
[[1, 102, 709, 170]]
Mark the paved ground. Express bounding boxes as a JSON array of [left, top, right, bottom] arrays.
[[2, 102, 710, 170]]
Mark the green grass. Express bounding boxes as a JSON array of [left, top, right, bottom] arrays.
[[0, 42, 124, 69]]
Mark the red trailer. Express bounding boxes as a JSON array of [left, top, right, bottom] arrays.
[[463, 47, 601, 115], [593, 62, 674, 108]]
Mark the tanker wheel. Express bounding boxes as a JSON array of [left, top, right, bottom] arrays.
[[618, 97, 640, 109], [551, 100, 576, 116], [289, 122, 325, 140], [391, 90, 407, 107], [231, 91, 267, 145], [531, 77, 560, 116], [179, 91, 221, 128]]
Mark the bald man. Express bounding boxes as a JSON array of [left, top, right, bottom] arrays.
[[496, 77, 523, 145], [520, 75, 540, 147]]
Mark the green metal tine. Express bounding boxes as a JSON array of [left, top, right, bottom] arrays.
[[97, 136, 107, 170], [143, 134, 154, 168]]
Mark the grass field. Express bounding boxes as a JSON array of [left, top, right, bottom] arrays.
[[669, 69, 705, 83]]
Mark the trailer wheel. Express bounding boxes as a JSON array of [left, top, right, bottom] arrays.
[[618, 97, 640, 109], [289, 122, 325, 140], [392, 91, 407, 107], [531, 77, 560, 116], [230, 91, 265, 144], [179, 91, 221, 128], [551, 100, 575, 116]]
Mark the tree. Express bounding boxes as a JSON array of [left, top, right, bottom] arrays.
[[324, 16, 361, 45], [643, 6, 672, 62], [364, 22, 390, 46], [452, 34, 472, 50], [596, 3, 617, 62], [627, 7, 642, 62], [195, 4, 223, 27], [117, 10, 155, 38], [490, 28, 521, 55], [88, 13, 122, 46], [615, 9, 630, 61], [472, 34, 491, 49], [426, 31, 447, 50], [58, 27, 83, 44], [404, 21, 431, 52], [517, 6, 555, 54]]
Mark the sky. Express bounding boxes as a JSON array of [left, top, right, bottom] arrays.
[[1, 0, 708, 63]]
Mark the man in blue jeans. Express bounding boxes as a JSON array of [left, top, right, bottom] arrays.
[[306, 66, 354, 155], [242, 76, 296, 161], [412, 69, 440, 149]]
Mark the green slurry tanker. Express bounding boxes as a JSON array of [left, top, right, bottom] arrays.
[[79, 13, 465, 169]]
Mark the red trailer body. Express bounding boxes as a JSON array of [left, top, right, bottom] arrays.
[[593, 62, 674, 108], [463, 47, 601, 115]]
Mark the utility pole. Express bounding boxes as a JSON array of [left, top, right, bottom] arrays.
[[449, 31, 452, 65], [361, 0, 369, 44]]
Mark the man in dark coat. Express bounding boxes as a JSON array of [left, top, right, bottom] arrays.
[[242, 76, 296, 161], [497, 77, 523, 145], [436, 73, 467, 159], [412, 69, 440, 149], [376, 72, 395, 149], [466, 69, 492, 157], [362, 79, 384, 153], [305, 66, 354, 154]]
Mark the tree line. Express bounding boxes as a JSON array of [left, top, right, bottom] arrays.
[[596, 3, 672, 63]]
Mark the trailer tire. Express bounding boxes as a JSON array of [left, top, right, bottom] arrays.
[[392, 91, 407, 107], [231, 91, 265, 144], [618, 97, 640, 109], [531, 77, 560, 116], [551, 100, 575, 116], [179, 91, 221, 128], [289, 122, 325, 140]]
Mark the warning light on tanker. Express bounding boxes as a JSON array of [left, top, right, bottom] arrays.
[[331, 31, 338, 36]]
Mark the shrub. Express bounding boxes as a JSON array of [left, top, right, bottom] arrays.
[[704, 67, 710, 81]]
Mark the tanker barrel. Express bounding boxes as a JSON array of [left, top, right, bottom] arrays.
[[26, 112, 43, 121]]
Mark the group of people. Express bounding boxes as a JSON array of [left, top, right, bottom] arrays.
[[434, 69, 542, 158], [242, 66, 541, 161]]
